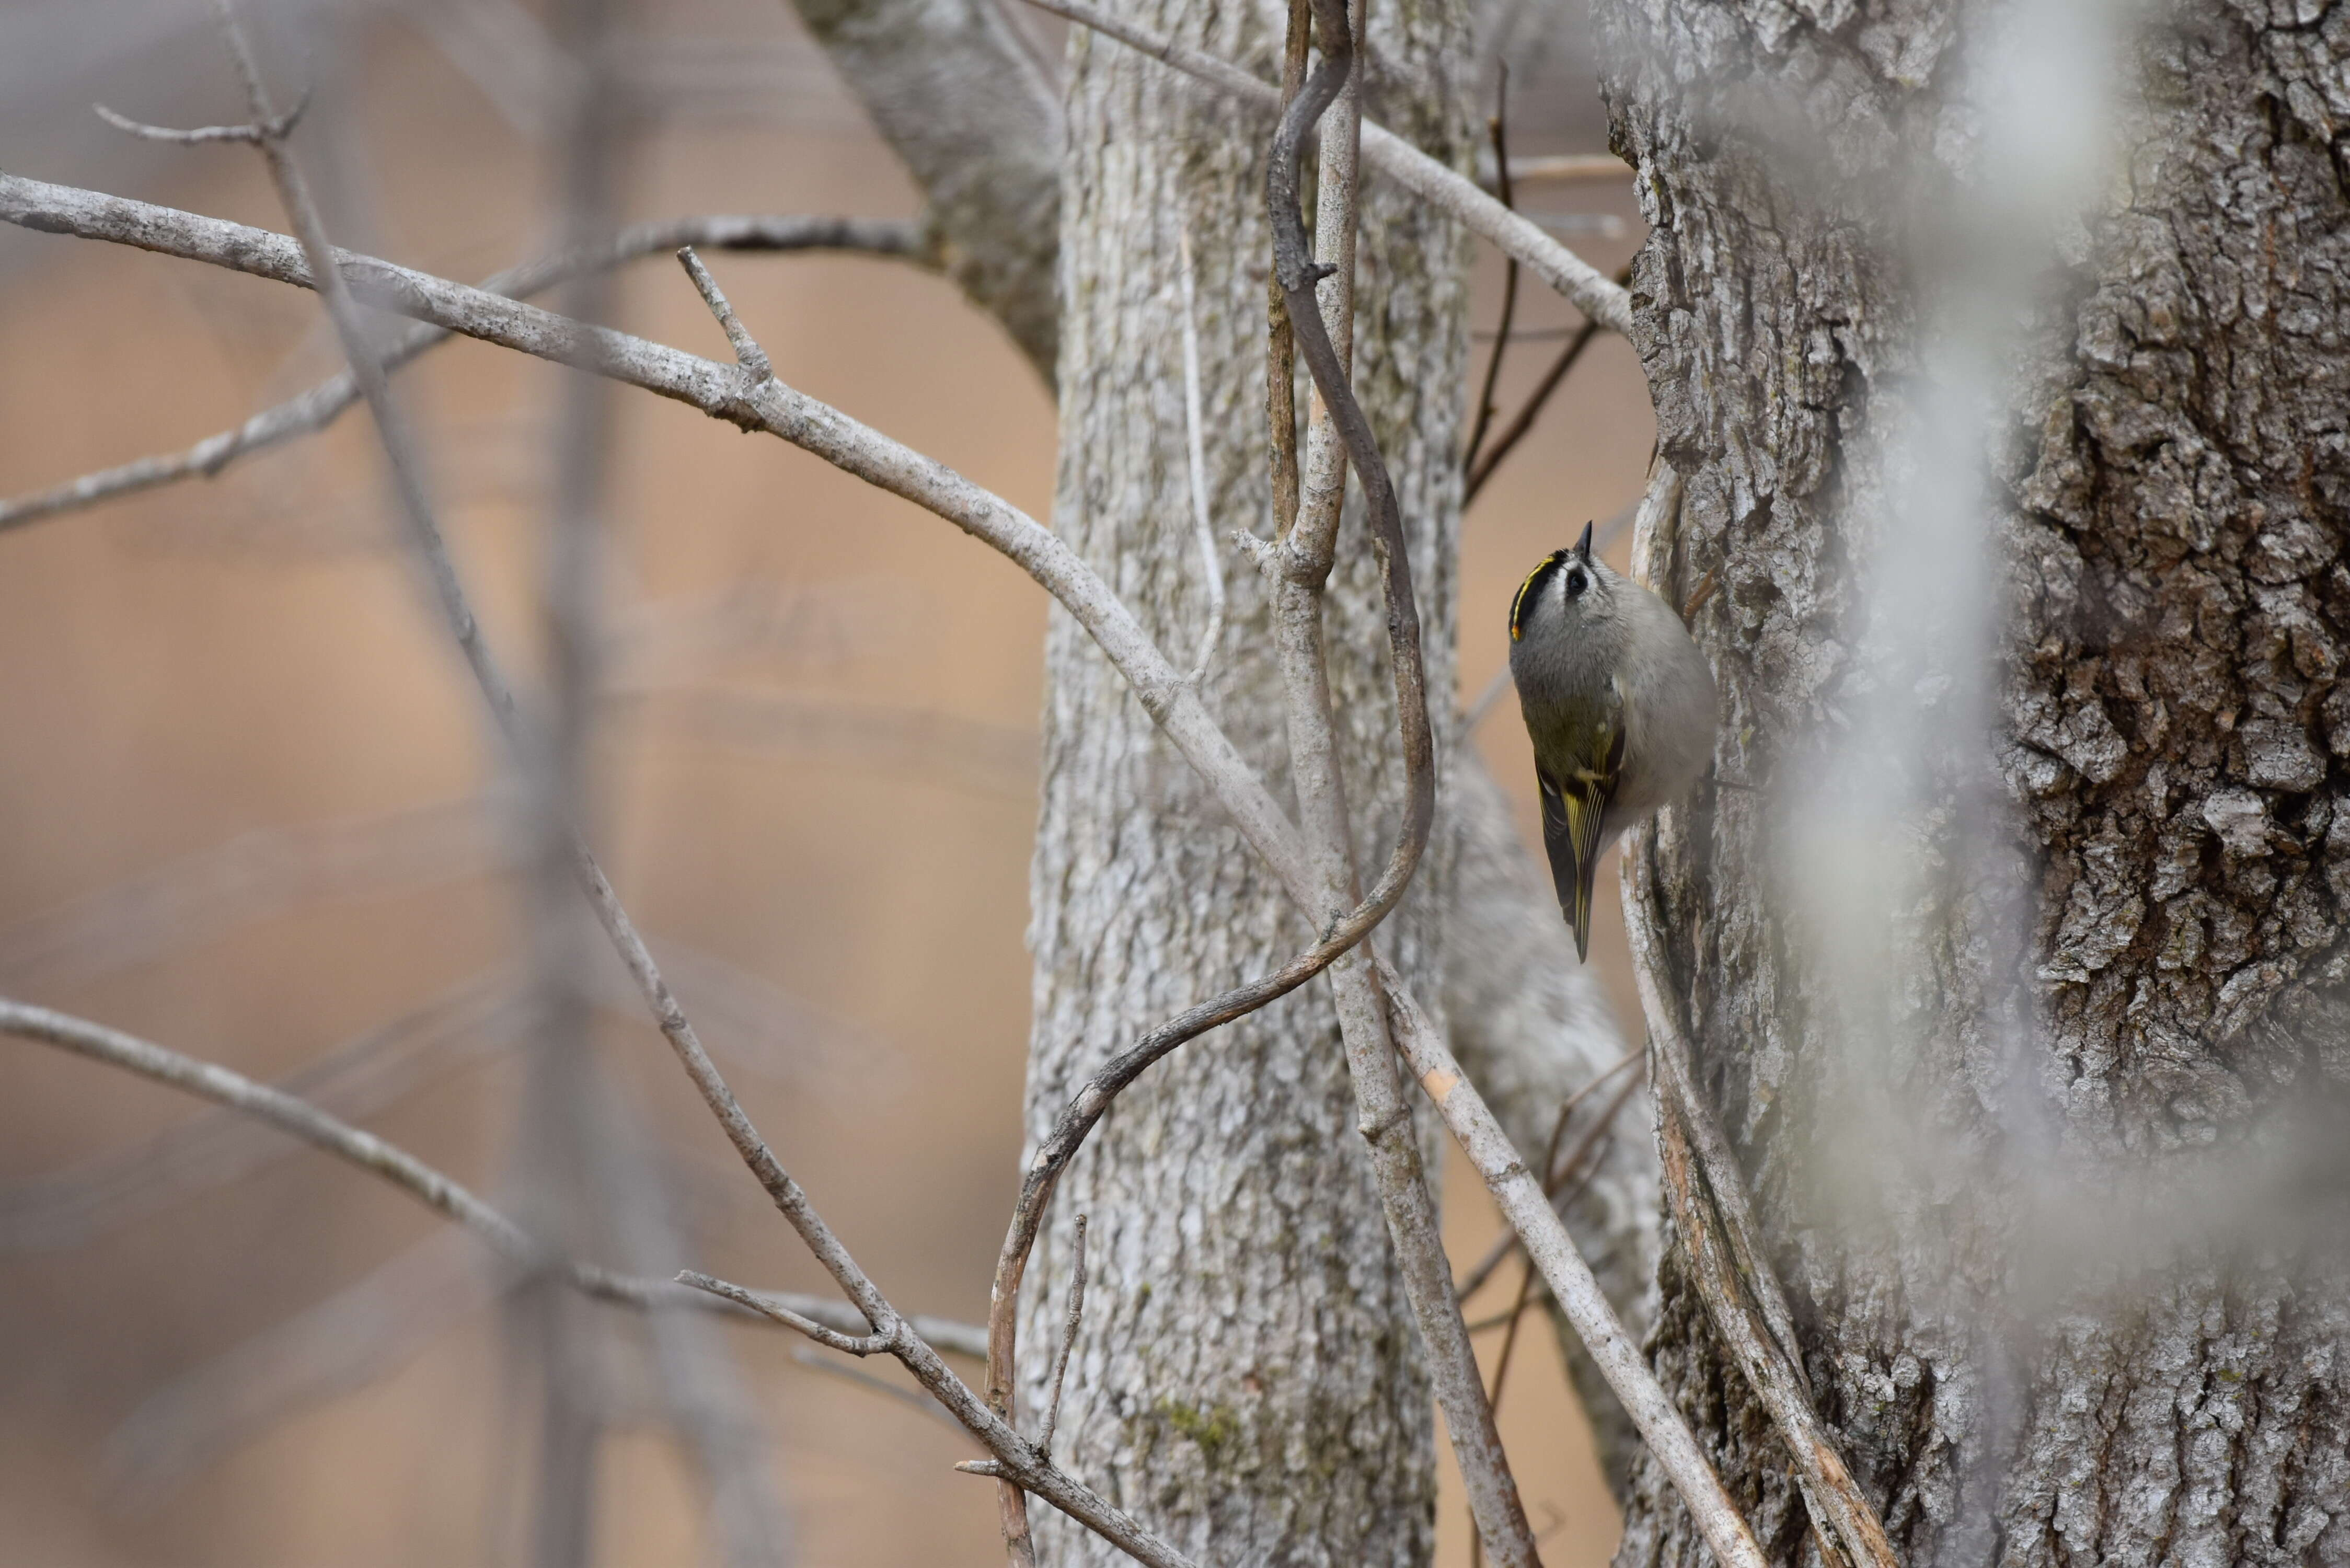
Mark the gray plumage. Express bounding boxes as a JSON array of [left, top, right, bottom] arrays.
[[1506, 522, 1716, 960]]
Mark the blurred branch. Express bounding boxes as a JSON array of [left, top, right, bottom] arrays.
[[0, 792, 506, 991], [0, 995, 984, 1354], [791, 1345, 970, 1435], [103, 1228, 509, 1507], [1621, 835, 1900, 1568], [610, 685, 1036, 798], [1013, 0, 1632, 333], [1460, 68, 1518, 479], [0, 969, 522, 1253], [1461, 259, 1630, 508], [1479, 152, 1628, 190], [0, 212, 929, 536]]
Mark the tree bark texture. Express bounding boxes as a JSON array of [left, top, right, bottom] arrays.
[[1019, 4, 1476, 1563], [1597, 2, 2350, 1564]]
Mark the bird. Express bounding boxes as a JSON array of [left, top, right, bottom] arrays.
[[1507, 521, 1717, 961]]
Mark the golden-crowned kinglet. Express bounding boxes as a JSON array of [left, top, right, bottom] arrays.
[[1507, 522, 1717, 961]]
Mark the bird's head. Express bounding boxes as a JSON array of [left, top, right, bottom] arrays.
[[1507, 521, 1611, 644]]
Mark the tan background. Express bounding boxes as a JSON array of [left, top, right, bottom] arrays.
[[0, 2, 1655, 1563]]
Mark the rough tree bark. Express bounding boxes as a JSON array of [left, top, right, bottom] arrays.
[[1015, 3, 1474, 1562], [1597, 2, 2350, 1563]]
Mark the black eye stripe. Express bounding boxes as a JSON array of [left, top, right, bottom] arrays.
[[1565, 568, 1589, 596]]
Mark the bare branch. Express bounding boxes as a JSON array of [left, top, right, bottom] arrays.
[[0, 170, 1758, 1563], [1015, 0, 1633, 334], [0, 213, 928, 535], [1461, 68, 1519, 480], [104, 1230, 506, 1506], [0, 995, 983, 1353], [1375, 961, 1770, 1568], [678, 1271, 896, 1356], [1035, 1212, 1085, 1453], [92, 86, 310, 145], [1510, 154, 1628, 185], [1461, 259, 1630, 508]]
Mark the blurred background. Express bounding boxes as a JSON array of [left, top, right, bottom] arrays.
[[0, 1, 1655, 1563]]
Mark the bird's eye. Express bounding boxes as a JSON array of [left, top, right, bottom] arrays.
[[1564, 568, 1589, 597]]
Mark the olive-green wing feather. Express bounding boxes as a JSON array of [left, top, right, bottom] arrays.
[[1535, 727, 1628, 963]]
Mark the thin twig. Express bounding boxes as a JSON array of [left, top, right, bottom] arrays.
[[1263, 0, 1309, 540], [1013, 0, 1632, 335], [1462, 259, 1633, 507], [93, 87, 310, 145], [0, 995, 983, 1347], [1461, 66, 1519, 479], [678, 1272, 895, 1355], [676, 246, 775, 382], [1036, 1213, 1086, 1453], [0, 213, 927, 535], [1174, 226, 1225, 683], [0, 993, 1191, 1565], [1453, 1054, 1641, 1301]]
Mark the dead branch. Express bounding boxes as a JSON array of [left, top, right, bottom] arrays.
[[1035, 1213, 1086, 1454], [0, 995, 984, 1356], [1461, 67, 1519, 479]]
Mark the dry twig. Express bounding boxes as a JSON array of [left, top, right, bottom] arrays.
[[1036, 1213, 1086, 1454]]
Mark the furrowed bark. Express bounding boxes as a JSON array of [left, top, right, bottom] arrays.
[[1597, 2, 2350, 1563]]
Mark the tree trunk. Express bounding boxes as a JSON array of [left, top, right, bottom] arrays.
[[1017, 4, 1475, 1563], [1596, 2, 2350, 1563]]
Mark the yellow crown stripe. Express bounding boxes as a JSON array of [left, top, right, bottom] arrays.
[[1508, 550, 1566, 642]]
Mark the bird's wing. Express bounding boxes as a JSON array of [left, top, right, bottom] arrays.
[[1535, 723, 1627, 963]]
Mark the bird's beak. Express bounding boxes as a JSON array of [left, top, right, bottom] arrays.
[[1574, 520, 1594, 564]]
